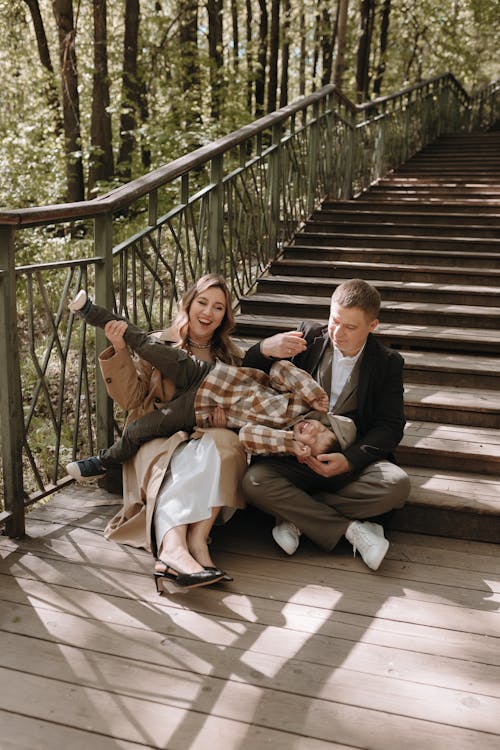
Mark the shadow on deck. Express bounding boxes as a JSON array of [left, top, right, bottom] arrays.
[[0, 483, 499, 749]]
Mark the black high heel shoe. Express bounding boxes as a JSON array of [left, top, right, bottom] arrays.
[[154, 563, 225, 593], [204, 566, 233, 583]]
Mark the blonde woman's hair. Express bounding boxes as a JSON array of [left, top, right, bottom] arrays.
[[172, 274, 243, 365]]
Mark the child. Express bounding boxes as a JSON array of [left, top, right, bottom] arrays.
[[66, 291, 356, 479]]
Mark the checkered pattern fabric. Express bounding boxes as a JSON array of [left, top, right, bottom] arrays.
[[238, 423, 297, 455], [194, 359, 327, 454]]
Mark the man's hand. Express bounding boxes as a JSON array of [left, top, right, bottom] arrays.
[[303, 451, 351, 477], [104, 320, 128, 351], [260, 330, 307, 359]]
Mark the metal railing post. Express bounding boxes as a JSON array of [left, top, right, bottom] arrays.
[[343, 109, 355, 199], [307, 100, 320, 214], [268, 122, 282, 258], [208, 154, 224, 274], [93, 213, 114, 451], [0, 226, 25, 537]]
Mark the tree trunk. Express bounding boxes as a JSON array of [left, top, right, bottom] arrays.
[[299, 3, 306, 96], [178, 0, 202, 132], [311, 0, 321, 87], [231, 0, 239, 74], [245, 0, 253, 112], [88, 0, 114, 194], [333, 0, 349, 90], [321, 2, 337, 86], [255, 0, 268, 117], [279, 0, 290, 107], [116, 0, 139, 181], [267, 0, 280, 112], [207, 0, 224, 119], [356, 0, 376, 102], [52, 0, 85, 202], [372, 0, 391, 96], [23, 0, 62, 131]]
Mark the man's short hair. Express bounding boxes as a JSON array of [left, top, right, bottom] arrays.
[[332, 278, 381, 320]]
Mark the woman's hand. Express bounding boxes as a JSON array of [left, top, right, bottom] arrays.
[[260, 330, 307, 359], [303, 452, 351, 477], [104, 320, 128, 351]]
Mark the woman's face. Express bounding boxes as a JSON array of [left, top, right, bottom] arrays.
[[188, 286, 227, 342]]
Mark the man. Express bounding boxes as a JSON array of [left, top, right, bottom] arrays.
[[242, 278, 410, 571]]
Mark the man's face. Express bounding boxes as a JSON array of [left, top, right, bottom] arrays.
[[328, 302, 378, 357]]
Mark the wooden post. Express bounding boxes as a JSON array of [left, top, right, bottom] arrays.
[[93, 213, 114, 451], [0, 226, 25, 537]]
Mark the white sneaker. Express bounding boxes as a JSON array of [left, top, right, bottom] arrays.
[[68, 289, 88, 313], [345, 521, 389, 571], [272, 521, 301, 555]]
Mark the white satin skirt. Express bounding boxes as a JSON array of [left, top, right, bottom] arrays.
[[153, 432, 235, 544]]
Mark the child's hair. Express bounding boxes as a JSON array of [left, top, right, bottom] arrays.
[[172, 274, 243, 364], [332, 278, 381, 320]]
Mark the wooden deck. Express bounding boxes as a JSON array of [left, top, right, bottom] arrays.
[[0, 484, 499, 749]]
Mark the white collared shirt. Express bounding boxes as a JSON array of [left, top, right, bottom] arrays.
[[330, 344, 365, 409]]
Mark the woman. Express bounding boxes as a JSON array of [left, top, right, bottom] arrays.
[[99, 274, 247, 591]]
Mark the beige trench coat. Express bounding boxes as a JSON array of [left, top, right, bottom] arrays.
[[99, 329, 247, 553]]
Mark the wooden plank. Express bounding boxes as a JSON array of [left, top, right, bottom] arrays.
[[0, 711, 148, 750], [404, 384, 500, 411], [0, 668, 348, 750], [2, 543, 499, 639], [1, 624, 499, 739], [402, 421, 500, 447]]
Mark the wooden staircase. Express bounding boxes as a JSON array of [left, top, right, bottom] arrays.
[[235, 131, 500, 543]]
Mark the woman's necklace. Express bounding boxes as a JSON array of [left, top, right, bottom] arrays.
[[187, 337, 212, 351]]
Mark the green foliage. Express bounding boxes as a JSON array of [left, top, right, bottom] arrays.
[[0, 0, 498, 212]]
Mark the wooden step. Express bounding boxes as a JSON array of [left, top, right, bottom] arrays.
[[312, 209, 500, 227], [389, 466, 500, 543], [355, 194, 500, 205], [401, 350, 500, 389], [363, 187, 500, 200], [396, 421, 500, 476], [295, 230, 500, 252], [257, 275, 500, 307], [240, 292, 500, 330], [285, 244, 499, 269], [404, 384, 500, 428], [235, 315, 500, 355], [303, 220, 499, 239], [322, 199, 500, 215], [270, 259, 500, 287]]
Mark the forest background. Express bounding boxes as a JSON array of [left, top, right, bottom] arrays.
[[1, 0, 499, 213]]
